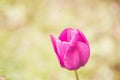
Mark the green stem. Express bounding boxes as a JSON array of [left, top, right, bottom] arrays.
[[74, 70, 79, 80]]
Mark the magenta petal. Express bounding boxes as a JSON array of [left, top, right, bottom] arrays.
[[57, 41, 71, 67], [50, 35, 63, 66], [58, 28, 73, 42], [50, 35, 58, 55], [77, 29, 89, 46], [63, 42, 90, 70]]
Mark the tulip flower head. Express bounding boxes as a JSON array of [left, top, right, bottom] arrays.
[[50, 28, 90, 70]]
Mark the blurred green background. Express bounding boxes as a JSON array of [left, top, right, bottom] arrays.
[[0, 0, 120, 80]]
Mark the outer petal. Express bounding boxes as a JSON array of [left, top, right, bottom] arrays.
[[63, 42, 90, 70], [50, 35, 63, 66], [58, 28, 73, 42], [56, 41, 71, 67], [77, 29, 89, 47], [50, 35, 58, 54]]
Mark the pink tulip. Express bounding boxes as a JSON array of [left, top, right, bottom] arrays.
[[50, 28, 90, 70]]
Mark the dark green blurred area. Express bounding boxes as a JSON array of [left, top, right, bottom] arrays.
[[0, 0, 120, 80]]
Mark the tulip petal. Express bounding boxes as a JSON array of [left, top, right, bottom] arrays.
[[70, 29, 80, 43], [50, 35, 58, 55], [50, 35, 64, 66], [58, 28, 73, 42], [57, 41, 71, 67], [77, 29, 89, 46], [63, 42, 90, 70]]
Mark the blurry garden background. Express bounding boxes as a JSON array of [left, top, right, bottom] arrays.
[[0, 0, 120, 80]]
